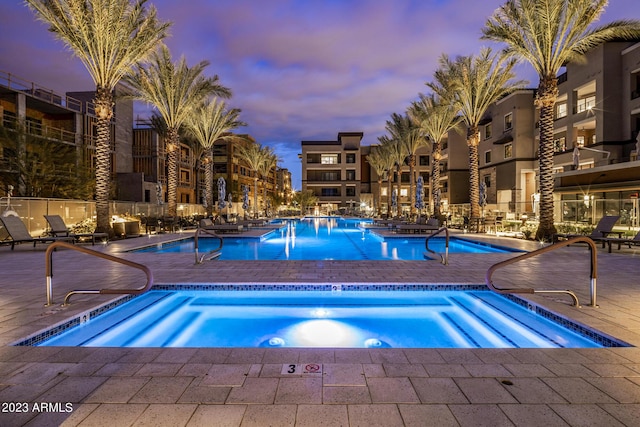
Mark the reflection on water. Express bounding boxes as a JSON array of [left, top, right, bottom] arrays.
[[136, 217, 514, 260]]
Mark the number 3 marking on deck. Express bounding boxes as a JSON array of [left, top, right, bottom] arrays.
[[287, 364, 296, 373]]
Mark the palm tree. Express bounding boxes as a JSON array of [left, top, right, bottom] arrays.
[[235, 141, 268, 218], [366, 144, 392, 217], [186, 98, 246, 217], [292, 190, 318, 216], [381, 125, 409, 217], [258, 147, 278, 217], [428, 48, 525, 220], [408, 93, 463, 219], [376, 136, 398, 216], [482, 0, 640, 241], [25, 0, 170, 234], [125, 45, 231, 217], [387, 113, 428, 217]]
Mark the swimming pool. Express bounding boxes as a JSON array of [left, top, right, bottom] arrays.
[[33, 286, 623, 348], [132, 217, 517, 260]]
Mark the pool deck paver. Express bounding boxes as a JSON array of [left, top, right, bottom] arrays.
[[0, 229, 640, 425]]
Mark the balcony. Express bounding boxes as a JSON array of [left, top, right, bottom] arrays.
[[0, 70, 83, 112], [2, 116, 76, 145]]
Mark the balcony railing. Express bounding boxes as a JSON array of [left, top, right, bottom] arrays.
[[1, 116, 77, 145], [0, 70, 84, 112]]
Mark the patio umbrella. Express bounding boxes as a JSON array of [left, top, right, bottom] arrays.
[[415, 176, 425, 211], [391, 189, 397, 215], [573, 146, 580, 168], [242, 185, 249, 210], [217, 177, 226, 209]]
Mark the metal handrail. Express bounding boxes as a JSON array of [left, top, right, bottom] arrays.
[[485, 236, 598, 307], [45, 241, 153, 306], [194, 227, 223, 264], [424, 227, 449, 265]]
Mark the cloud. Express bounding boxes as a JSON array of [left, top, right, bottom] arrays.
[[1, 0, 637, 189]]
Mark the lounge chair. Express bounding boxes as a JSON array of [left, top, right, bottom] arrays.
[[199, 218, 244, 233], [605, 230, 640, 253], [395, 218, 440, 234], [554, 215, 621, 247], [44, 215, 108, 245], [0, 215, 75, 250]]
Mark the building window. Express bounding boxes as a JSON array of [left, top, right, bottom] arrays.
[[483, 175, 491, 188], [321, 188, 340, 196], [554, 137, 566, 152], [576, 136, 585, 148], [504, 113, 513, 131], [485, 150, 492, 164], [346, 170, 356, 181], [381, 187, 388, 196], [556, 102, 567, 119], [346, 187, 356, 197], [485, 123, 492, 139], [321, 172, 338, 181], [346, 153, 356, 163], [504, 143, 512, 159], [576, 95, 596, 113], [419, 155, 429, 166], [321, 154, 338, 164], [400, 188, 408, 197]]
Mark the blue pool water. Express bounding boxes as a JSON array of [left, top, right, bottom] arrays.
[[38, 288, 608, 348], [133, 217, 515, 260]]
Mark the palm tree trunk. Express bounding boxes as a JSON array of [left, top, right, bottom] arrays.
[[377, 178, 383, 217], [263, 175, 268, 217], [253, 177, 259, 218], [396, 165, 402, 217], [467, 126, 480, 220], [386, 172, 392, 216], [535, 76, 559, 241], [432, 143, 442, 219], [166, 127, 179, 217], [94, 86, 113, 235], [205, 147, 213, 218], [408, 154, 416, 217]]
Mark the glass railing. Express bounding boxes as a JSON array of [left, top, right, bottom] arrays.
[[0, 197, 206, 236]]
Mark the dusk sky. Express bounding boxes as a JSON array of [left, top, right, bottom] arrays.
[[0, 0, 636, 189]]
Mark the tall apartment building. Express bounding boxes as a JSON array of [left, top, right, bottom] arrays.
[[300, 42, 640, 222], [1, 71, 279, 216], [300, 132, 432, 215], [547, 41, 640, 225], [300, 132, 364, 214], [0, 72, 130, 199], [276, 167, 293, 205], [475, 89, 538, 217], [212, 135, 278, 214]]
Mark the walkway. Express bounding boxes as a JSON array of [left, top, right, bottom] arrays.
[[0, 231, 639, 426]]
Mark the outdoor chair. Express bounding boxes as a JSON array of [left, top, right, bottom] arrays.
[[0, 215, 75, 250], [200, 218, 243, 233], [554, 215, 621, 247], [605, 230, 640, 253], [44, 215, 108, 245]]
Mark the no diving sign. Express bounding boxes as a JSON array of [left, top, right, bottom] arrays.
[[281, 363, 323, 375]]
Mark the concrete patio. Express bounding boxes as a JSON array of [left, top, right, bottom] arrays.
[[0, 230, 639, 426]]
